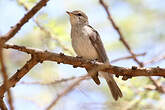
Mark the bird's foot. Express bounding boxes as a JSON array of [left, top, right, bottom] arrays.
[[90, 59, 98, 64]]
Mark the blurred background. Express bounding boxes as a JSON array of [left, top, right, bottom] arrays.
[[0, 0, 165, 110]]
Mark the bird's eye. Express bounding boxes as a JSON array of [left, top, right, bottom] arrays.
[[77, 13, 82, 16]]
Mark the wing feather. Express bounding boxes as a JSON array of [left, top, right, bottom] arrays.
[[88, 25, 108, 63]]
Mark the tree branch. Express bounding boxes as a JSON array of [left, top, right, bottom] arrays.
[[1, 43, 165, 103], [0, 56, 39, 98], [19, 77, 78, 85], [99, 0, 164, 93], [2, 44, 165, 76], [17, 0, 74, 56], [46, 74, 89, 110], [111, 53, 146, 63], [0, 44, 14, 110], [99, 0, 143, 67], [0, 0, 50, 43], [0, 98, 7, 110]]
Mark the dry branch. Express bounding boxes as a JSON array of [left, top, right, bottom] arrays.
[[3, 44, 165, 76], [0, 2, 50, 108], [0, 56, 38, 98], [99, 0, 143, 67], [19, 77, 78, 85], [17, 0, 74, 56], [111, 53, 146, 63], [1, 43, 165, 104], [46, 63, 110, 109], [0, 0, 50, 43], [46, 74, 89, 110], [0, 48, 13, 110], [0, 98, 7, 110], [99, 0, 164, 93]]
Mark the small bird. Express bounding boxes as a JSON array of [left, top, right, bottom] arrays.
[[67, 10, 122, 100]]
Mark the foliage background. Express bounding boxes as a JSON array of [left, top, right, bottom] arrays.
[[0, 0, 165, 110]]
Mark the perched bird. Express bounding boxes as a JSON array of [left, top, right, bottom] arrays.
[[67, 10, 122, 100]]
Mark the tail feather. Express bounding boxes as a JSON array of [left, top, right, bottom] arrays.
[[86, 68, 100, 85], [101, 72, 122, 100], [106, 79, 122, 100]]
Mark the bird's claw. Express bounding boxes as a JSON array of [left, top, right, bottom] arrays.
[[90, 59, 98, 64]]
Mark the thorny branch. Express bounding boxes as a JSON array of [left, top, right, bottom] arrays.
[[46, 63, 110, 109], [0, 43, 165, 108], [0, 48, 13, 110], [99, 0, 164, 93], [0, 0, 50, 43], [2, 44, 165, 76], [99, 0, 143, 67], [0, 0, 50, 109], [0, 56, 39, 98], [46, 74, 89, 110]]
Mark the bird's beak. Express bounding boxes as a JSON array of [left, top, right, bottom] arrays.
[[66, 11, 73, 16]]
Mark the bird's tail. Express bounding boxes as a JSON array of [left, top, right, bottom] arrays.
[[101, 72, 122, 100], [86, 68, 100, 85]]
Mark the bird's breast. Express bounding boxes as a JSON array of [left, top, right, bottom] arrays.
[[71, 27, 98, 60]]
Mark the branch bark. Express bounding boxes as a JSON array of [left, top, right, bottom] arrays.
[[1, 43, 165, 102], [0, 48, 14, 110], [3, 44, 165, 76], [0, 99, 7, 110]]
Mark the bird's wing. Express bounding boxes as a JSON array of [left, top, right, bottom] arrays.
[[87, 25, 109, 63]]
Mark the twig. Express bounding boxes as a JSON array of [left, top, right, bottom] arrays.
[[0, 56, 39, 98], [0, 1, 51, 106], [0, 98, 7, 110], [148, 77, 165, 93], [144, 54, 165, 65], [0, 0, 50, 43], [46, 74, 89, 110], [19, 77, 77, 85], [99, 0, 143, 67], [17, 1, 74, 55], [0, 47, 14, 109], [46, 63, 110, 110], [111, 53, 146, 63]]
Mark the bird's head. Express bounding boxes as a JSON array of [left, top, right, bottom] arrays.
[[67, 10, 88, 26]]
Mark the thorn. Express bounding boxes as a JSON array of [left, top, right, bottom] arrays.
[[73, 65, 78, 68], [60, 52, 64, 56], [132, 66, 137, 70], [17, 69, 20, 72], [122, 75, 132, 80], [40, 60, 43, 63], [115, 74, 119, 78]]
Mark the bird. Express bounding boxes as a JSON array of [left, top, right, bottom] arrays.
[[67, 10, 122, 100]]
